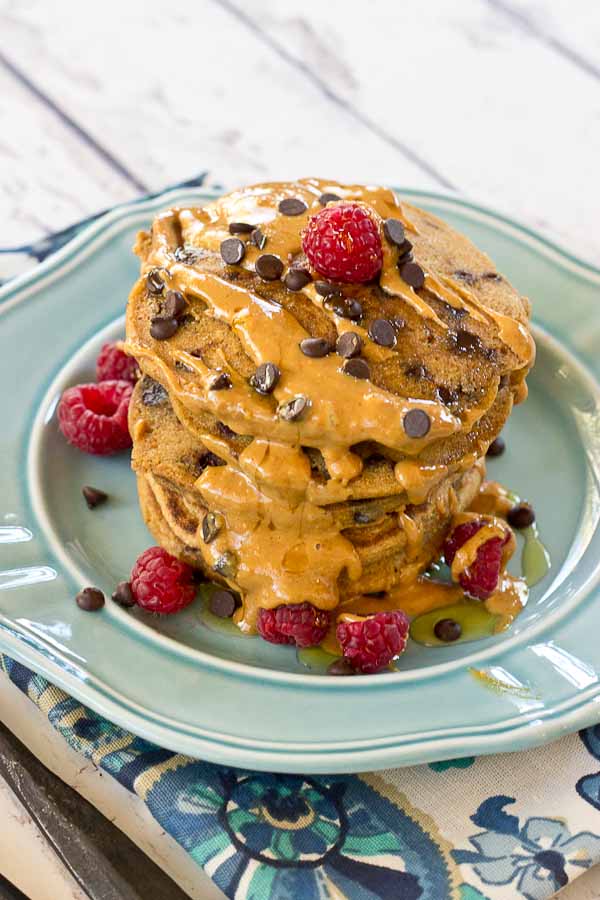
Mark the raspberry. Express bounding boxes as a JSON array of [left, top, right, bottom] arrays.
[[301, 203, 383, 283], [336, 610, 409, 674], [58, 380, 133, 455], [130, 547, 196, 614], [257, 602, 331, 648], [443, 520, 511, 600], [96, 342, 138, 384]]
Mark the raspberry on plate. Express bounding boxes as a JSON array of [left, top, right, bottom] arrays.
[[96, 342, 138, 384], [58, 380, 133, 455], [336, 610, 409, 674], [257, 601, 331, 648], [301, 202, 383, 283], [130, 546, 196, 614], [443, 519, 513, 600]]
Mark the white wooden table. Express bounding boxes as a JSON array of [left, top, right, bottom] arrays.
[[1, 1, 599, 897]]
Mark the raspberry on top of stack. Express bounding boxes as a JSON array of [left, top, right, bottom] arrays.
[[123, 178, 535, 672]]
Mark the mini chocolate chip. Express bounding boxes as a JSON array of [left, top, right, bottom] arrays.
[[499, 374, 510, 389], [507, 502, 535, 529], [353, 509, 373, 524], [315, 280, 340, 297], [405, 363, 428, 379], [163, 289, 187, 319], [487, 436, 506, 457], [197, 450, 226, 471], [403, 409, 431, 438], [392, 316, 407, 331], [220, 237, 246, 265], [343, 358, 370, 380], [216, 421, 237, 439], [328, 657, 356, 676], [396, 239, 413, 261], [146, 268, 167, 295], [150, 316, 179, 340], [141, 378, 168, 406], [330, 296, 363, 320], [255, 253, 284, 281], [112, 581, 135, 608], [76, 587, 105, 612], [483, 271, 502, 281], [454, 269, 477, 285], [449, 329, 485, 355], [250, 362, 280, 395], [202, 512, 222, 544], [436, 385, 459, 406], [400, 261, 425, 290], [299, 337, 331, 358], [434, 618, 462, 642], [383, 218, 406, 247], [284, 268, 312, 291], [209, 371, 232, 391], [214, 551, 238, 579], [228, 221, 254, 234], [82, 486, 108, 509], [278, 197, 307, 216], [251, 228, 267, 250], [319, 192, 341, 205], [278, 396, 310, 421], [336, 331, 363, 359], [209, 589, 238, 618], [368, 318, 396, 347], [175, 245, 201, 265]]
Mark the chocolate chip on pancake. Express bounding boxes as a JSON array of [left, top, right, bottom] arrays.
[[175, 245, 201, 265], [220, 237, 246, 265], [368, 318, 396, 347], [251, 228, 267, 250], [228, 221, 254, 234], [403, 409, 431, 438], [436, 385, 459, 406], [250, 362, 280, 395], [209, 372, 232, 391], [278, 198, 308, 216], [278, 396, 310, 421], [255, 254, 284, 281], [202, 512, 222, 544], [383, 218, 406, 247], [486, 436, 505, 457], [315, 280, 341, 297], [396, 239, 413, 262], [400, 261, 425, 290], [329, 296, 363, 320], [150, 316, 179, 340], [299, 337, 332, 358], [284, 268, 312, 291], [342, 358, 370, 380], [336, 331, 363, 358], [454, 269, 478, 286], [146, 268, 167, 295], [197, 450, 226, 472], [163, 290, 187, 319], [319, 192, 341, 205], [141, 378, 168, 406], [214, 551, 238, 579], [449, 329, 489, 356]]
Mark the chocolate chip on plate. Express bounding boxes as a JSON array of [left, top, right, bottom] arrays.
[[487, 436, 506, 457], [150, 316, 179, 340], [319, 192, 341, 206], [76, 587, 105, 612], [209, 589, 238, 618], [146, 268, 167, 295], [209, 371, 232, 391], [284, 268, 312, 291], [330, 296, 363, 320], [278, 197, 308, 216], [82, 485, 108, 509], [250, 228, 267, 250], [383, 218, 406, 247], [278, 396, 310, 421], [220, 237, 246, 265], [202, 512, 222, 544], [336, 331, 363, 358], [112, 581, 135, 608], [507, 502, 535, 529], [250, 362, 281, 395], [342, 358, 370, 380], [255, 254, 284, 281], [328, 657, 356, 676], [163, 289, 187, 319], [400, 261, 425, 290], [403, 409, 431, 438], [299, 337, 331, 358], [434, 618, 462, 642], [368, 318, 396, 348], [228, 221, 254, 235]]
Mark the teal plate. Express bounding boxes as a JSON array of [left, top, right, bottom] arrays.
[[2, 187, 600, 773]]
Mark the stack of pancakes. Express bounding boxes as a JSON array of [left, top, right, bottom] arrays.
[[125, 179, 533, 632]]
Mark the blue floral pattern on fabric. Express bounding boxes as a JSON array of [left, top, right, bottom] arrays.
[[454, 796, 600, 898], [577, 726, 600, 811]]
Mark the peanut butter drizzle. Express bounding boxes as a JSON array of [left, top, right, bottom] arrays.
[[126, 179, 535, 634]]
